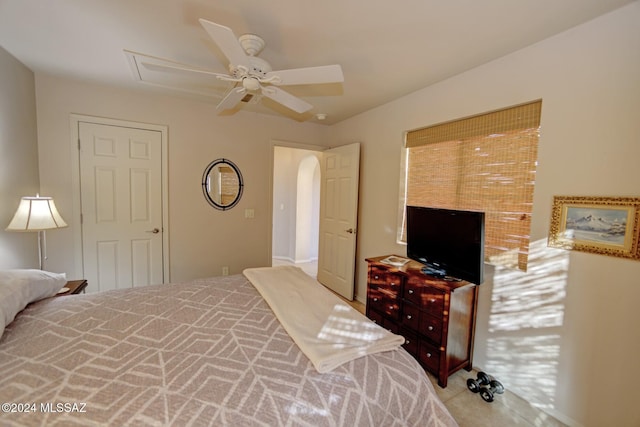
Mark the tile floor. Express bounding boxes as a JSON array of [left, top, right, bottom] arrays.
[[427, 369, 567, 427], [271, 258, 566, 427]]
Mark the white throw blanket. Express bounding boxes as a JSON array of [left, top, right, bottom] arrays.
[[243, 266, 405, 373]]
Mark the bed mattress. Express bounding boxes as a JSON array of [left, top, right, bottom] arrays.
[[0, 274, 457, 426]]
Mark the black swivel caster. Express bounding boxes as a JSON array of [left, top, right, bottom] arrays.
[[466, 371, 491, 393], [480, 379, 505, 402]]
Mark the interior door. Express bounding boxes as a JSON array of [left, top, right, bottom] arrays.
[[317, 143, 361, 300], [79, 122, 164, 292]]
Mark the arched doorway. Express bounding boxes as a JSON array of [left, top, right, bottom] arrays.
[[271, 145, 321, 276]]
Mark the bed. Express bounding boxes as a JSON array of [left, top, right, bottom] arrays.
[[0, 268, 458, 426]]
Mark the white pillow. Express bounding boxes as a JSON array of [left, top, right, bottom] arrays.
[[0, 269, 67, 337]]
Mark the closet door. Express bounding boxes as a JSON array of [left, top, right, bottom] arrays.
[[79, 121, 164, 292]]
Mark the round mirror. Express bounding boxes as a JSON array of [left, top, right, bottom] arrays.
[[202, 158, 244, 210]]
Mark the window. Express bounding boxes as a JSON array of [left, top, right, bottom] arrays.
[[400, 100, 542, 271]]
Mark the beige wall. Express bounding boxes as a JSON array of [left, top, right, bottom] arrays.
[[329, 3, 640, 426], [34, 76, 329, 282], [10, 2, 639, 425], [0, 46, 40, 269]]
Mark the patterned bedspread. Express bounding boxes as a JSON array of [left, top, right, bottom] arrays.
[[0, 274, 457, 426]]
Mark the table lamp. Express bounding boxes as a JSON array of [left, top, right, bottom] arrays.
[[6, 195, 68, 270]]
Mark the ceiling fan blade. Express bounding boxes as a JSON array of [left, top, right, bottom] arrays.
[[140, 61, 232, 81], [262, 87, 313, 114], [199, 19, 249, 68], [216, 87, 247, 111], [265, 64, 344, 86]]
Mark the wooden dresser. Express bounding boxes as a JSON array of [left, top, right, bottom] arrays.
[[365, 255, 478, 387]]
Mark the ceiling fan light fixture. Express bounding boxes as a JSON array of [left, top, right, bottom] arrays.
[[242, 76, 261, 91]]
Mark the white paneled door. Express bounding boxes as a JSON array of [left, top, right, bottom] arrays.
[[317, 143, 360, 300], [79, 122, 164, 292]]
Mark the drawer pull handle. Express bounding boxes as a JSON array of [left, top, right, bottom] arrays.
[[373, 297, 378, 302], [406, 315, 412, 320], [391, 282, 396, 286], [425, 352, 432, 358], [388, 306, 395, 311], [374, 275, 380, 280], [428, 325, 434, 331], [405, 339, 410, 345], [408, 289, 414, 294], [429, 298, 436, 303]]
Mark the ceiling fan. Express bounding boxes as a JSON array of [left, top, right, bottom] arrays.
[[139, 19, 344, 115]]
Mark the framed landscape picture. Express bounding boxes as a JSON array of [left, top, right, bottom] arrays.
[[548, 196, 640, 260]]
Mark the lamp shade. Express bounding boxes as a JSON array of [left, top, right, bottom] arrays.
[[6, 196, 68, 231]]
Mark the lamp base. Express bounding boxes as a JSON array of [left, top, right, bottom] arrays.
[[38, 230, 47, 270]]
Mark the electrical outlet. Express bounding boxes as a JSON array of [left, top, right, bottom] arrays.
[[222, 266, 229, 276]]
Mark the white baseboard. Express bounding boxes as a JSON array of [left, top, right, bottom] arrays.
[[272, 256, 318, 264]]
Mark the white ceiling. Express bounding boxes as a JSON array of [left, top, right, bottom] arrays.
[[0, 0, 634, 125]]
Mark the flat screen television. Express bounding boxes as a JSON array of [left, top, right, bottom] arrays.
[[406, 206, 485, 285]]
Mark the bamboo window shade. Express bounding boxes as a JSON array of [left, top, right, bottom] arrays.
[[219, 165, 239, 205], [404, 100, 541, 271]]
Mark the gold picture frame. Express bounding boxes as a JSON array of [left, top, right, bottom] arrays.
[[548, 196, 640, 260]]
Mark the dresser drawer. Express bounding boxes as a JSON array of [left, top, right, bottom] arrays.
[[421, 286, 445, 315], [382, 318, 400, 334], [369, 266, 388, 286], [367, 309, 384, 325], [402, 302, 420, 332], [419, 312, 443, 344], [367, 308, 402, 337], [401, 327, 419, 357], [367, 290, 401, 320], [369, 266, 403, 295], [367, 310, 400, 335], [404, 280, 445, 315], [404, 280, 422, 305], [419, 341, 441, 374]]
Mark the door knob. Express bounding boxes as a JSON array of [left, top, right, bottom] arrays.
[[345, 228, 355, 234], [147, 228, 160, 234]]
